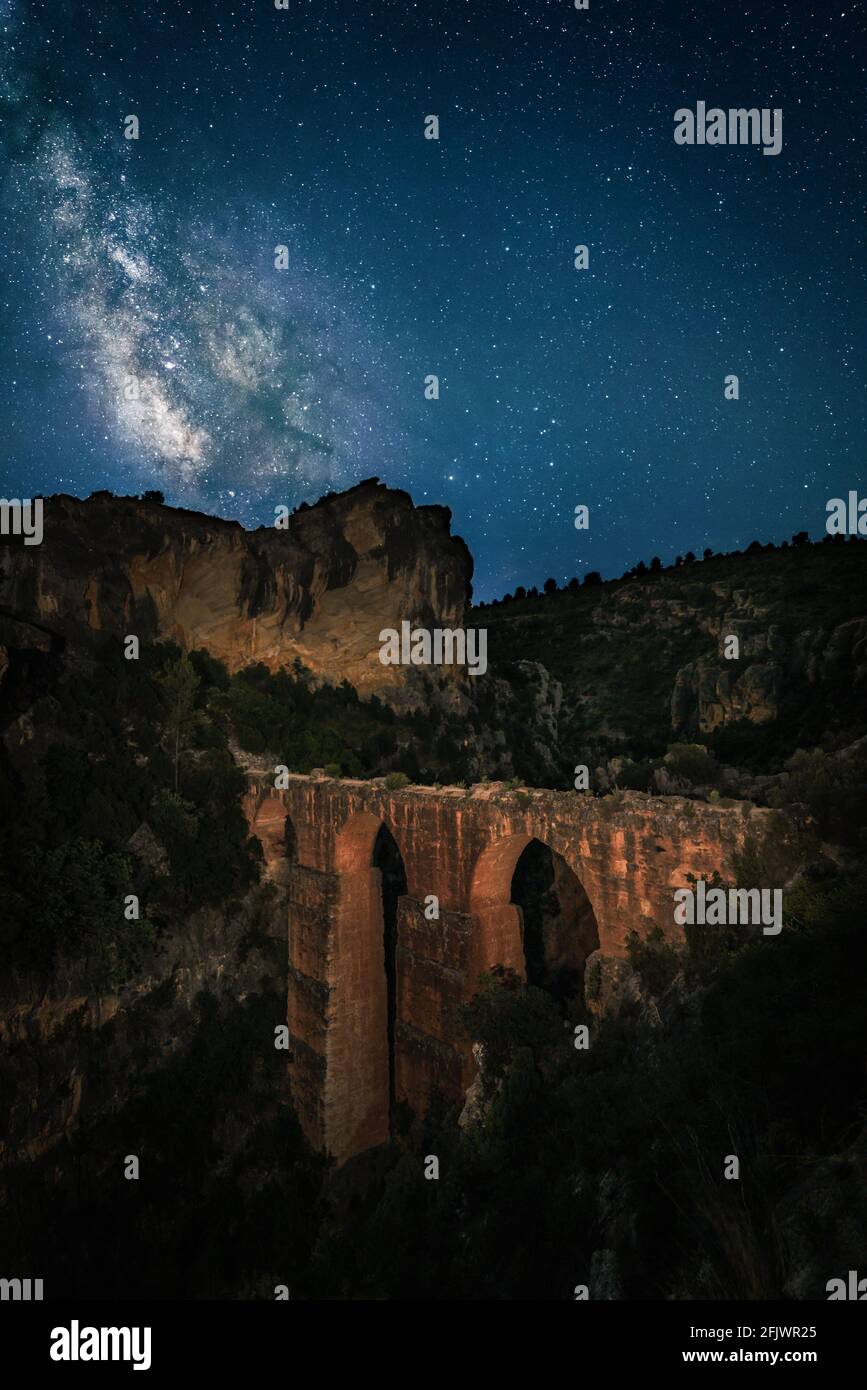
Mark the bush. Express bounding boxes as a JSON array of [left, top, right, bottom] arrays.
[[19, 838, 157, 989], [665, 742, 721, 786], [626, 924, 681, 996], [384, 771, 411, 790], [615, 758, 657, 791], [769, 746, 867, 848], [457, 968, 563, 1091]]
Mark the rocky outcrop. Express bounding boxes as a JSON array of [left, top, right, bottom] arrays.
[[671, 659, 781, 733], [666, 565, 867, 735], [671, 609, 867, 736], [0, 884, 286, 1168], [480, 542, 867, 762], [0, 480, 473, 696]]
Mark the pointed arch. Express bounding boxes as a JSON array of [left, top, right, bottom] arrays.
[[468, 832, 600, 1002]]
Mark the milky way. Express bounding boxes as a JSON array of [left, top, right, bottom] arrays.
[[4, 112, 407, 514], [0, 0, 864, 597]]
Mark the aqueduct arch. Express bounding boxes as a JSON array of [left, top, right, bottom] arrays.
[[468, 832, 532, 982], [243, 770, 789, 1164], [510, 839, 600, 1001], [468, 833, 601, 1000]]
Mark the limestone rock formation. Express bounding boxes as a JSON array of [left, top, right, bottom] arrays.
[[479, 540, 867, 762], [0, 480, 472, 696], [671, 659, 781, 733]]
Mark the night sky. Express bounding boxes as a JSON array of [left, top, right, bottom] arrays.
[[1, 1, 864, 600]]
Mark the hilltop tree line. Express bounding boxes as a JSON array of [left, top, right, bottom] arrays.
[[476, 530, 850, 607]]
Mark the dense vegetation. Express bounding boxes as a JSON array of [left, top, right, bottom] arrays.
[[0, 635, 260, 989], [1, 863, 863, 1299], [474, 534, 867, 771]]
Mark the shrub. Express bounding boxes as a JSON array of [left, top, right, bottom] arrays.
[[457, 968, 563, 1090], [626, 924, 681, 996], [666, 742, 721, 786], [615, 758, 657, 792], [384, 771, 411, 790], [769, 746, 867, 848]]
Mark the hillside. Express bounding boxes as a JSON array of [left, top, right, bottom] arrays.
[[473, 537, 867, 782]]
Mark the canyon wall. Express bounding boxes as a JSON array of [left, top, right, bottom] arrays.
[[0, 481, 472, 695]]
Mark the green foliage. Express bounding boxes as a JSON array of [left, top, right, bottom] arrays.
[[614, 758, 657, 791], [213, 664, 440, 780], [769, 745, 867, 848], [0, 988, 328, 1298], [457, 968, 563, 1091], [475, 538, 867, 780], [384, 770, 411, 789], [2, 532, 866, 1299], [665, 742, 721, 786], [14, 838, 157, 990], [680, 869, 745, 979], [3, 844, 866, 1300], [625, 923, 681, 995], [0, 637, 260, 983]]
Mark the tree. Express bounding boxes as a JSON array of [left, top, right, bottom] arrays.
[[703, 547, 713, 560], [567, 576, 581, 592], [543, 577, 557, 595], [684, 551, 696, 564], [158, 653, 201, 792], [458, 968, 563, 1094], [28, 838, 155, 990], [650, 556, 662, 572], [792, 531, 809, 547], [142, 489, 165, 504], [583, 571, 602, 588], [514, 586, 527, 600]]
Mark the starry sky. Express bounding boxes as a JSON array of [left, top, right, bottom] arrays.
[[0, 0, 864, 600]]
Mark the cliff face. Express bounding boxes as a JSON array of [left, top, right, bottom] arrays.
[[0, 480, 473, 695], [0, 889, 287, 1169], [476, 540, 867, 765]]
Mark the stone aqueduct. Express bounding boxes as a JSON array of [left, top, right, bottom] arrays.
[[243, 770, 775, 1165]]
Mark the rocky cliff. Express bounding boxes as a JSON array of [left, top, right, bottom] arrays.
[[0, 480, 473, 695], [475, 538, 867, 772]]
